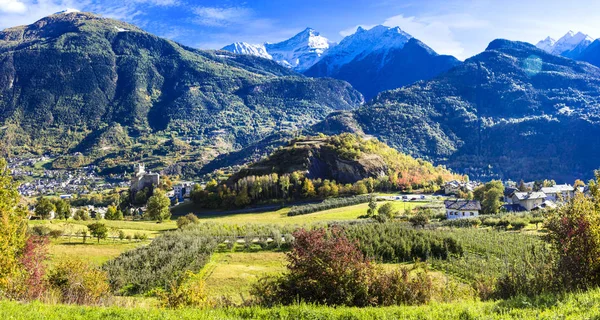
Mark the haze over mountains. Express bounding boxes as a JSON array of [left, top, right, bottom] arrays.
[[3, 11, 600, 181]]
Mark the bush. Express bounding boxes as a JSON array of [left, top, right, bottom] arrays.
[[177, 214, 199, 229], [510, 219, 529, 230], [48, 230, 64, 239], [371, 264, 434, 306], [30, 225, 51, 236], [47, 259, 109, 305], [545, 193, 600, 290], [252, 227, 374, 307], [252, 227, 437, 307], [156, 271, 211, 309]]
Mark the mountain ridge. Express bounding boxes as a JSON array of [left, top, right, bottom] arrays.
[[0, 12, 363, 159]]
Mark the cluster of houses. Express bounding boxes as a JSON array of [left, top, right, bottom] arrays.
[[444, 180, 580, 220], [443, 180, 481, 196], [502, 184, 575, 212]]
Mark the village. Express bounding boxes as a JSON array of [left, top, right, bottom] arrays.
[[18, 155, 590, 223], [441, 179, 585, 220], [8, 156, 129, 197]]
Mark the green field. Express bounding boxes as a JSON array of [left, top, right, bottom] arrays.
[[201, 252, 287, 302], [30, 200, 424, 269], [178, 200, 425, 224], [49, 239, 149, 266], [3, 288, 600, 319]]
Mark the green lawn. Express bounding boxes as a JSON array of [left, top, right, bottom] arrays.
[[4, 288, 600, 319], [48, 239, 149, 266], [187, 201, 427, 225], [201, 252, 287, 302]]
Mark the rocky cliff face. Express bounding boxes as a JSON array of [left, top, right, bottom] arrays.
[[228, 138, 387, 184]]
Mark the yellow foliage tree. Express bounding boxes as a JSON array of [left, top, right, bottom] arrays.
[[0, 158, 28, 296]]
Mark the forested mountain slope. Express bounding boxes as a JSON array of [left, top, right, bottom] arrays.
[[0, 12, 363, 156], [314, 39, 600, 181]]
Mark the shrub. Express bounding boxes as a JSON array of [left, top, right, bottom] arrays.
[[545, 193, 600, 290], [156, 271, 211, 309], [252, 227, 374, 307], [252, 227, 437, 307], [48, 230, 64, 239], [177, 214, 199, 229], [15, 236, 50, 300], [371, 264, 434, 306], [30, 225, 51, 236], [47, 259, 109, 305], [510, 219, 528, 230]]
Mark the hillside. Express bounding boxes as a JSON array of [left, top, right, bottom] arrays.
[[0, 12, 363, 158], [228, 134, 458, 185], [314, 39, 600, 182]]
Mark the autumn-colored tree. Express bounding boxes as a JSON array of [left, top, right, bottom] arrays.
[[0, 158, 28, 296], [546, 193, 600, 289], [252, 228, 374, 307], [301, 179, 316, 198], [18, 236, 50, 300]]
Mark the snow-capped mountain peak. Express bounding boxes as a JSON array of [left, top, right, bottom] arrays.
[[535, 36, 556, 52], [264, 28, 333, 72], [537, 31, 595, 57], [221, 42, 272, 60], [222, 28, 333, 72], [317, 25, 413, 72]]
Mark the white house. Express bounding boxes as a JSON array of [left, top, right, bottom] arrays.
[[174, 182, 194, 200], [541, 184, 574, 202], [511, 192, 546, 211], [444, 200, 481, 219]]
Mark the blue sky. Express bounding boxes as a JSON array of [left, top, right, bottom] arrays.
[[2, 0, 600, 60]]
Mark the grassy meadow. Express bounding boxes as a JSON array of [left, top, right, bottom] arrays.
[[17, 196, 580, 319], [3, 288, 600, 319]]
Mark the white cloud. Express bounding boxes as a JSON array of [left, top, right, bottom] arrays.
[[193, 6, 252, 27], [0, 0, 27, 14], [0, 0, 86, 29]]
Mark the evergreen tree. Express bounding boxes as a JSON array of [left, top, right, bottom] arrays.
[[367, 194, 377, 217]]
